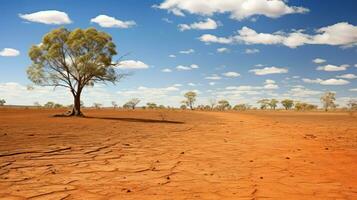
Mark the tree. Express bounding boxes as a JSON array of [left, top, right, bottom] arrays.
[[123, 98, 140, 109], [180, 105, 187, 110], [33, 102, 42, 107], [217, 100, 230, 111], [0, 99, 6, 106], [320, 92, 336, 111], [281, 99, 294, 110], [27, 27, 125, 116], [183, 91, 197, 110], [111, 101, 118, 109], [93, 103, 102, 109], [233, 104, 250, 111], [269, 99, 279, 110], [257, 99, 270, 110], [295, 102, 318, 111], [146, 102, 157, 109], [44, 101, 55, 108]]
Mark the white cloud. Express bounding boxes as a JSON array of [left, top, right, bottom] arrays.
[[336, 74, 357, 79], [264, 79, 276, 84], [288, 86, 321, 97], [190, 64, 199, 69], [313, 58, 326, 64], [90, 15, 136, 28], [0, 48, 20, 57], [245, 48, 260, 54], [316, 64, 349, 72], [199, 34, 234, 44], [169, 54, 176, 58], [263, 79, 278, 89], [178, 18, 218, 31], [199, 22, 357, 48], [222, 72, 240, 78], [209, 82, 216, 86], [161, 68, 172, 72], [176, 65, 191, 70], [162, 18, 173, 23], [179, 49, 195, 54], [249, 66, 288, 75], [217, 47, 230, 53], [349, 88, 357, 92], [173, 84, 182, 87], [19, 10, 72, 25], [188, 83, 196, 86], [154, 0, 308, 20], [205, 74, 222, 80], [303, 78, 349, 85], [117, 60, 149, 69], [320, 79, 350, 85]]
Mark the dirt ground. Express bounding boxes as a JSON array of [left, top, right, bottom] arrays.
[[0, 108, 356, 200]]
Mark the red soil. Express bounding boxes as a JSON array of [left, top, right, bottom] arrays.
[[0, 108, 356, 199]]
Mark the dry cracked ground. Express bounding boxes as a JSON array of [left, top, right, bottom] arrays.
[[0, 108, 356, 199]]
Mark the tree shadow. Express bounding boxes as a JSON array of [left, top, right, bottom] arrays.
[[83, 116, 184, 124]]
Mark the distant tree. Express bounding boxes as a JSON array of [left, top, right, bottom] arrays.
[[295, 102, 318, 111], [33, 102, 42, 107], [183, 91, 197, 110], [180, 105, 187, 110], [269, 99, 279, 110], [146, 102, 157, 109], [320, 92, 336, 111], [347, 99, 357, 111], [257, 99, 270, 110], [123, 98, 140, 109], [158, 105, 166, 109], [0, 99, 6, 106], [111, 101, 118, 109], [27, 27, 126, 116], [233, 104, 250, 111], [44, 101, 55, 108], [281, 99, 294, 110], [217, 100, 230, 111], [209, 98, 216, 110], [54, 103, 63, 108], [93, 103, 102, 109]]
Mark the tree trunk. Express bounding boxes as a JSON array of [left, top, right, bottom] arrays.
[[70, 94, 83, 117]]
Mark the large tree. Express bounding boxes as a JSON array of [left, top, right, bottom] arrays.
[[27, 27, 125, 116], [320, 92, 336, 111], [281, 99, 294, 110]]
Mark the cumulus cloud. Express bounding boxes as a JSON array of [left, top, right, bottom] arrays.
[[188, 83, 196, 86], [169, 54, 176, 58], [288, 86, 321, 97], [316, 64, 349, 71], [19, 10, 72, 25], [303, 78, 349, 85], [336, 74, 357, 79], [90, 15, 136, 28], [178, 18, 218, 31], [117, 60, 149, 69], [245, 48, 260, 54], [217, 47, 230, 53], [350, 88, 357, 92], [222, 72, 240, 78], [154, 0, 308, 20], [198, 22, 357, 48], [0, 48, 20, 57], [249, 66, 288, 75], [179, 49, 195, 54], [313, 58, 326, 64], [263, 79, 278, 89], [176, 64, 198, 71]]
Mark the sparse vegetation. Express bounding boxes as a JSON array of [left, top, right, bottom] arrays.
[[320, 92, 337, 111], [257, 99, 270, 110], [111, 101, 118, 109], [123, 98, 140, 109], [27, 27, 125, 116], [295, 102, 318, 111], [93, 103, 102, 109], [281, 99, 294, 110], [269, 99, 279, 110], [146, 102, 158, 109], [182, 91, 197, 110], [0, 99, 6, 106], [217, 100, 231, 111], [233, 104, 250, 111]]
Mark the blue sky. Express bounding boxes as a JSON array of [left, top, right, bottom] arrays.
[[0, 0, 356, 107]]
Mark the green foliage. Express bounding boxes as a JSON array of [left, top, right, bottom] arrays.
[[257, 99, 270, 110], [217, 100, 230, 111], [295, 102, 318, 111], [281, 99, 294, 110], [233, 104, 250, 111], [180, 105, 187, 110], [0, 99, 6, 106], [146, 102, 157, 109], [27, 27, 124, 116], [183, 91, 197, 110], [269, 99, 279, 110], [347, 99, 357, 110]]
